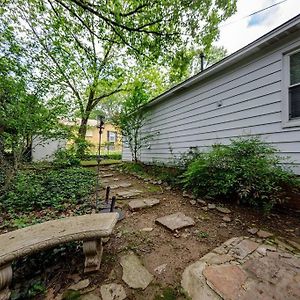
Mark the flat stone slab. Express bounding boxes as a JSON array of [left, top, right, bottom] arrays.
[[120, 253, 153, 289], [156, 212, 195, 231], [116, 189, 143, 199], [256, 229, 273, 238], [110, 182, 132, 189], [128, 198, 160, 211], [230, 239, 259, 259], [203, 265, 247, 299], [100, 283, 126, 300], [102, 173, 114, 177], [181, 236, 300, 300]]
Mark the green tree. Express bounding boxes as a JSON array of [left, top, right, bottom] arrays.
[[112, 84, 152, 162], [1, 0, 237, 153]]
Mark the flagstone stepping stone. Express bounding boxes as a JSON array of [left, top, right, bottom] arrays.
[[182, 236, 300, 300], [100, 283, 127, 300], [203, 265, 247, 299], [120, 253, 153, 289], [208, 204, 216, 209], [128, 198, 160, 211], [102, 173, 114, 177], [156, 212, 195, 231], [110, 182, 132, 189], [230, 239, 259, 259], [256, 230, 273, 238], [116, 189, 143, 199], [216, 207, 231, 214]]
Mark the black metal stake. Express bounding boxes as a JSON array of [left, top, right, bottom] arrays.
[[105, 186, 111, 204], [110, 196, 116, 212], [95, 116, 104, 211]]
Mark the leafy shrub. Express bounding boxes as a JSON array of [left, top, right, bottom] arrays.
[[175, 147, 202, 169], [182, 138, 299, 211], [53, 148, 80, 168], [0, 167, 95, 212]]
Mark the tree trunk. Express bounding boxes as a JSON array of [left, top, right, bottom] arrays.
[[78, 117, 88, 140], [77, 116, 89, 158]]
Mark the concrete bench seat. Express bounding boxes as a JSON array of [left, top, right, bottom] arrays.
[[0, 213, 118, 300]]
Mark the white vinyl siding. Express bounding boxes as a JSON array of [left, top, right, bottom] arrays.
[[123, 35, 300, 174]]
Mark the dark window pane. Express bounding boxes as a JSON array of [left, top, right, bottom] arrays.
[[290, 51, 300, 85], [289, 84, 300, 119]]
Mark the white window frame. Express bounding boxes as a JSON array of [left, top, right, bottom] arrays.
[[282, 47, 300, 128]]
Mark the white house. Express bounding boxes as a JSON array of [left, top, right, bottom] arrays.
[[122, 15, 300, 174]]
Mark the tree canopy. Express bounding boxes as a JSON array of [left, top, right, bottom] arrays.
[[1, 0, 237, 157]]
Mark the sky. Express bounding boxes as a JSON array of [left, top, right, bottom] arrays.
[[215, 0, 300, 54]]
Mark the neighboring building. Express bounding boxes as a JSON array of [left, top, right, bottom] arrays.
[[32, 137, 67, 162], [64, 119, 122, 154], [122, 15, 300, 174]]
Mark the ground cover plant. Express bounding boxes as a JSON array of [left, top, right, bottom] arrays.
[[182, 138, 299, 211], [0, 166, 95, 214]]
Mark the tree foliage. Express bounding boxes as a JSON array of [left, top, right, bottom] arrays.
[[1, 0, 237, 153], [112, 83, 152, 162]]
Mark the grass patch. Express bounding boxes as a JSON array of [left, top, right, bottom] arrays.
[[80, 159, 121, 166]]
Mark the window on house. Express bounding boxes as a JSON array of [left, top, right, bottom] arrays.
[[289, 51, 300, 120], [107, 131, 117, 143]]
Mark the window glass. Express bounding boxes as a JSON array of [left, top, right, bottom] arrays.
[[290, 51, 300, 85], [108, 131, 116, 143], [289, 85, 300, 119]]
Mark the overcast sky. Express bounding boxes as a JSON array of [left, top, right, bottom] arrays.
[[215, 0, 300, 54]]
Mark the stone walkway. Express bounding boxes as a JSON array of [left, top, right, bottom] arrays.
[[54, 168, 300, 299], [182, 236, 300, 300]]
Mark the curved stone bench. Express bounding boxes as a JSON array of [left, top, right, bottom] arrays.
[[0, 213, 118, 300]]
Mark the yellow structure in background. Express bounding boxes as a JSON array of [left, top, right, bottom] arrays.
[[86, 121, 122, 154], [63, 119, 122, 154]]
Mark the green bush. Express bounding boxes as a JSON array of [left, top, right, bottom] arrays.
[[53, 148, 81, 168], [175, 147, 202, 169], [0, 167, 95, 212], [182, 138, 299, 211]]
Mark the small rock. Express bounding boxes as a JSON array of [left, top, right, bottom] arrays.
[[157, 180, 162, 185], [102, 237, 110, 244], [140, 227, 153, 232], [208, 204, 216, 209], [100, 283, 126, 300], [222, 216, 231, 222], [116, 232, 122, 238], [257, 230, 273, 238], [219, 223, 227, 228], [68, 279, 90, 291], [197, 199, 207, 205], [183, 191, 195, 199], [216, 207, 231, 214], [202, 207, 208, 211], [166, 186, 172, 190], [247, 228, 259, 235], [189, 200, 197, 205], [154, 263, 167, 274]]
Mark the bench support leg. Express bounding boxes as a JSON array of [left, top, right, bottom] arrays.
[[83, 239, 103, 273], [0, 264, 12, 300]]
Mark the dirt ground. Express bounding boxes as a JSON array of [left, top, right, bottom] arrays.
[[8, 164, 300, 299]]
